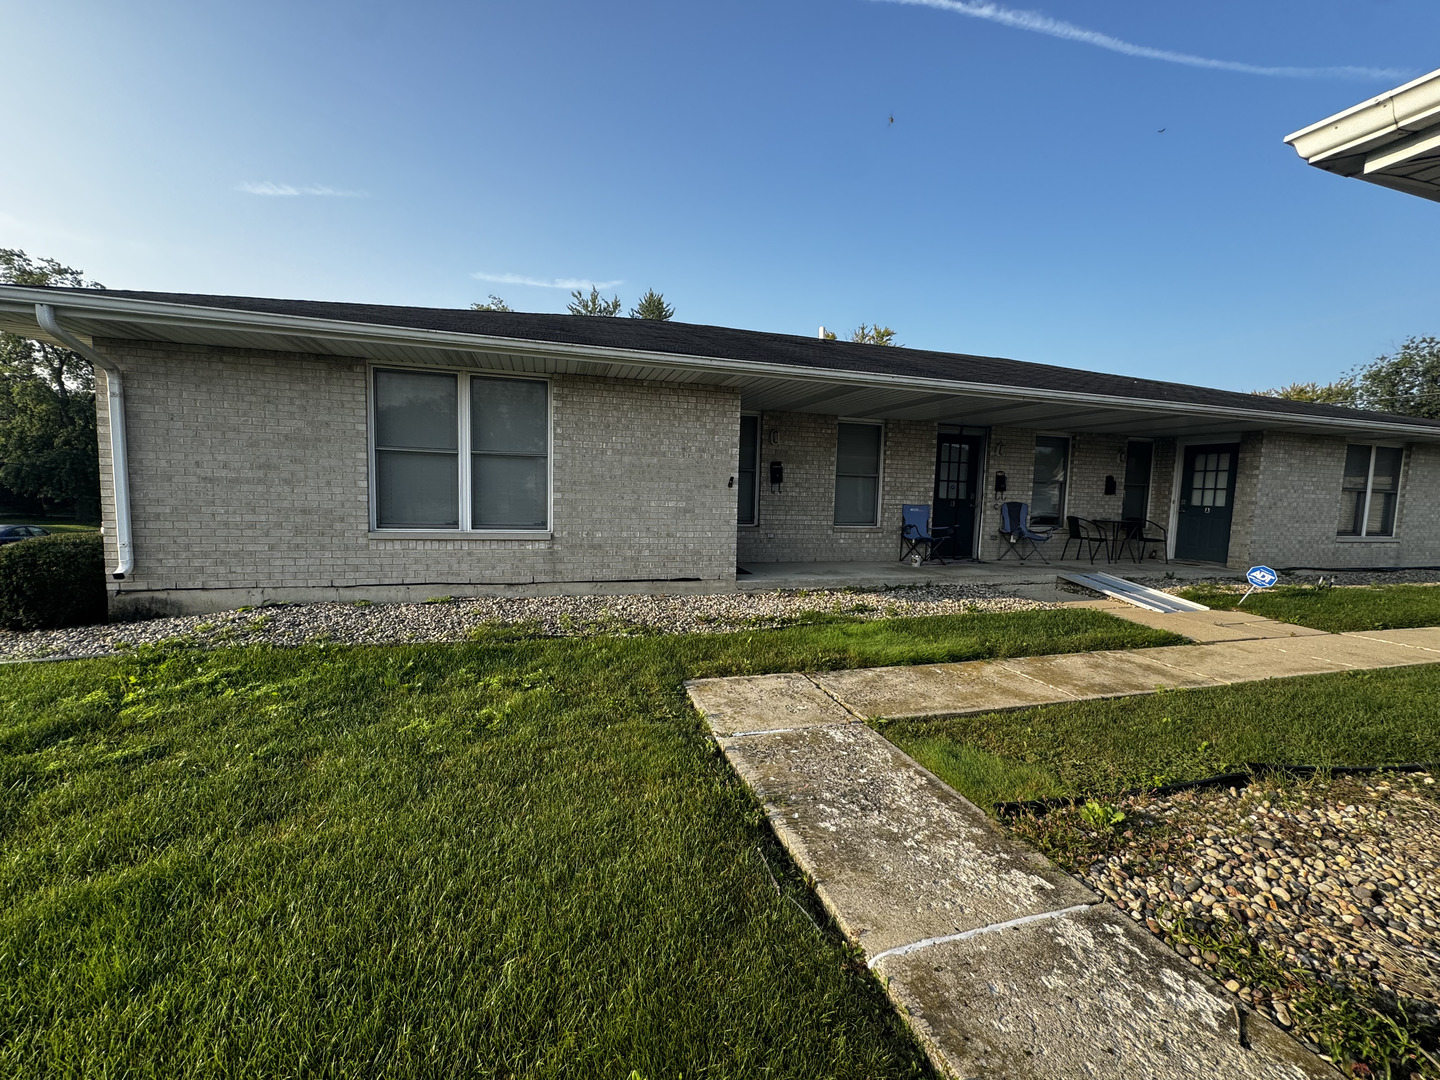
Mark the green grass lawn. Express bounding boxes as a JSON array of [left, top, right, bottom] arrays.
[[886, 664, 1440, 810], [1177, 582, 1440, 633], [0, 608, 1173, 1079]]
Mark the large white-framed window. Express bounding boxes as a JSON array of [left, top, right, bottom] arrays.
[[1030, 434, 1070, 528], [835, 420, 883, 526], [738, 413, 760, 526], [371, 366, 551, 534], [1338, 443, 1403, 538]]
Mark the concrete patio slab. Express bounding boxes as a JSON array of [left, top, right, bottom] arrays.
[[997, 648, 1224, 700], [683, 672, 857, 735], [873, 902, 1334, 1080], [717, 722, 1096, 960], [812, 660, 1069, 720]]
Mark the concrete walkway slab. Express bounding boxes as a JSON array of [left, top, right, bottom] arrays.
[[1350, 626, 1440, 653], [683, 672, 855, 735], [996, 649, 1223, 700], [1133, 641, 1347, 684], [874, 902, 1332, 1079], [812, 660, 1069, 720], [718, 723, 1094, 959], [1256, 634, 1433, 669], [1072, 599, 1329, 642]]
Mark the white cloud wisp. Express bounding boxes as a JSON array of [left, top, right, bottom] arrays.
[[238, 182, 367, 197], [472, 272, 623, 291], [872, 0, 1410, 81]]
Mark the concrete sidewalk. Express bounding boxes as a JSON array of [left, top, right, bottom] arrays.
[[685, 619, 1440, 1078]]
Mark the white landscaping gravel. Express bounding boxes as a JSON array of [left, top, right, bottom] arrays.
[[0, 584, 1052, 661]]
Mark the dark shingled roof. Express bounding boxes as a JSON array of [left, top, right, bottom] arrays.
[[46, 288, 1440, 431]]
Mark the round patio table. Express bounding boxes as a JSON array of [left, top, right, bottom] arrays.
[[1091, 518, 1140, 563]]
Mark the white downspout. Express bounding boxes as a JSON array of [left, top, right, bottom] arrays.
[[34, 304, 133, 579]]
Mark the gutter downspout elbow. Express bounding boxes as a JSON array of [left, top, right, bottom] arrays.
[[34, 304, 133, 580]]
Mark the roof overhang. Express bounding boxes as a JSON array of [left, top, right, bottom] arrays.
[[1285, 67, 1440, 203], [2, 286, 1436, 443]]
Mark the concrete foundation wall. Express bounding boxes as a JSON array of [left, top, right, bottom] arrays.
[[96, 339, 739, 616]]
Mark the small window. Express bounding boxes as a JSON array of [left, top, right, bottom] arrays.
[[1121, 440, 1153, 521], [372, 368, 549, 531], [738, 415, 759, 525], [835, 422, 882, 526], [1339, 444, 1402, 537], [1030, 436, 1069, 527]]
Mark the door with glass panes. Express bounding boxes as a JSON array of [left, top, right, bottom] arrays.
[[932, 433, 983, 558], [1175, 444, 1238, 563]]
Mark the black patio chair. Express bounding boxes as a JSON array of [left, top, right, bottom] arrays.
[[997, 501, 1052, 562], [899, 503, 953, 565], [1060, 515, 1109, 564], [1119, 517, 1168, 563]]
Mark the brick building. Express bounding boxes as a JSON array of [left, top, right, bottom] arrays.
[[2, 287, 1438, 617]]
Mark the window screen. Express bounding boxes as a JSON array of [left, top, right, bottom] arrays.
[[471, 377, 548, 528], [374, 369, 459, 528], [738, 415, 759, 525], [1339, 444, 1402, 538], [834, 423, 881, 526], [1030, 436, 1069, 527]]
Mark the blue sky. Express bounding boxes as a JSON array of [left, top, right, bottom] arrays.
[[3, 0, 1437, 392]]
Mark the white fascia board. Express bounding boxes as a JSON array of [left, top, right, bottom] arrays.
[[3, 286, 1439, 442], [1285, 67, 1440, 167]]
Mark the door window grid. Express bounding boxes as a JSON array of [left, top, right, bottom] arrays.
[[1339, 444, 1402, 537], [937, 442, 969, 501], [1190, 451, 1231, 508]]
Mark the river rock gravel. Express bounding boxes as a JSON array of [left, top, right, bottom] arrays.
[[1056, 773, 1440, 1065], [0, 583, 1050, 661]]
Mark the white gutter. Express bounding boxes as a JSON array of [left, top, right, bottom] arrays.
[[34, 304, 133, 579], [6, 288, 1439, 442], [1284, 66, 1440, 166]]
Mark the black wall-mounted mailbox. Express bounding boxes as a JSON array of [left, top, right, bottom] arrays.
[[994, 472, 1007, 494]]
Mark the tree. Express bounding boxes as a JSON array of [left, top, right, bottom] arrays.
[[850, 323, 899, 346], [567, 287, 622, 317], [1352, 336, 1440, 419], [471, 294, 512, 312], [628, 289, 674, 321], [0, 249, 102, 518], [1253, 379, 1357, 406]]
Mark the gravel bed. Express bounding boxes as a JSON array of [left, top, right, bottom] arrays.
[[0, 584, 1050, 661], [1044, 773, 1440, 1060]]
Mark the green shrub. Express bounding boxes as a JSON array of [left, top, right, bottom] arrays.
[[0, 532, 107, 630]]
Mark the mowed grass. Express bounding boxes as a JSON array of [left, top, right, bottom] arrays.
[[1177, 582, 1440, 633], [886, 664, 1440, 810], [0, 608, 1173, 1079]]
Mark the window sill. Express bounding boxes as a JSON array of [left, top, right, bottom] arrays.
[[368, 530, 552, 541], [1334, 535, 1399, 543], [833, 524, 882, 531]]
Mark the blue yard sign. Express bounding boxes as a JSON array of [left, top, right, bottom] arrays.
[[1246, 566, 1278, 588], [1239, 564, 1278, 604]]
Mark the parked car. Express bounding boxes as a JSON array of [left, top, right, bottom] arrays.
[[0, 525, 49, 545]]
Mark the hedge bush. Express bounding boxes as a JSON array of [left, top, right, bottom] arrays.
[[0, 532, 107, 631]]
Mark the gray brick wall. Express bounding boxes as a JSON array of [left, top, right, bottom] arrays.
[[735, 412, 935, 562], [1234, 431, 1440, 569], [94, 339, 739, 614]]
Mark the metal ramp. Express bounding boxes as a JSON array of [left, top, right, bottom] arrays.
[[1057, 570, 1210, 614]]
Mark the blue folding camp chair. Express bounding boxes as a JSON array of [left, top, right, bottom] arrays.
[[998, 501, 1052, 562], [899, 504, 953, 565]]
